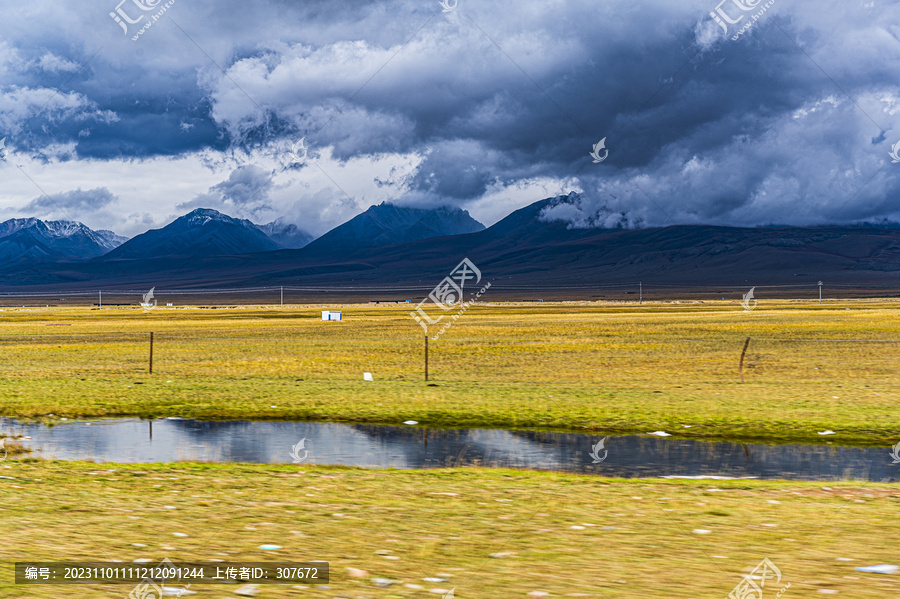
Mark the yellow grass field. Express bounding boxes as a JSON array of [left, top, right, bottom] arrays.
[[0, 301, 898, 598], [0, 300, 898, 443], [1, 462, 898, 598]]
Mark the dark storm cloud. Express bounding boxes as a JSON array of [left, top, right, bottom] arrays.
[[196, 0, 900, 224], [2, 0, 899, 227], [400, 140, 505, 201]]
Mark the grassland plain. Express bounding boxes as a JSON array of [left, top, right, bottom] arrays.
[[0, 300, 898, 444], [0, 461, 897, 598]]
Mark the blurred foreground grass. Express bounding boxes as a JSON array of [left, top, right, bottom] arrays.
[[0, 300, 898, 444], [0, 461, 897, 598]]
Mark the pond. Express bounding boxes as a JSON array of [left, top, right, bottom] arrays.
[[2, 418, 896, 482]]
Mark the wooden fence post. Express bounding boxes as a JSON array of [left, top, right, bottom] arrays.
[[739, 337, 751, 383]]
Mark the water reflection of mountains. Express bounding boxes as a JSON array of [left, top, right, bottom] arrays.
[[157, 420, 900, 481], [6, 418, 897, 482]]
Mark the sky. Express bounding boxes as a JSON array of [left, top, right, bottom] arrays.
[[0, 0, 899, 238]]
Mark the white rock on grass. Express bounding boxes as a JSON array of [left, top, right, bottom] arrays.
[[233, 584, 260, 596], [854, 565, 898, 575], [161, 587, 195, 595], [346, 568, 368, 578]]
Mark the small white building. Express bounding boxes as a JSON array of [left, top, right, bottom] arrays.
[[321, 310, 342, 321]]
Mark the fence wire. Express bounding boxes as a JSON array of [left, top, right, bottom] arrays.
[[0, 332, 897, 385]]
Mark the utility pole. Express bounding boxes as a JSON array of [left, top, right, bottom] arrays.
[[99, 290, 102, 309], [281, 286, 284, 308], [639, 282, 643, 304], [818, 281, 823, 304]]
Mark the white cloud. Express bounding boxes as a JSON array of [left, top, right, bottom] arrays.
[[0, 86, 118, 135], [33, 52, 80, 73]]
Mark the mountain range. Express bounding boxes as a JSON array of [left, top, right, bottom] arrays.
[[1, 203, 485, 266], [102, 209, 281, 261], [0, 218, 126, 265], [303, 203, 485, 253], [1, 195, 900, 294]]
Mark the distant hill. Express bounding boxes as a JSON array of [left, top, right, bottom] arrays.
[[304, 203, 485, 252], [3, 195, 900, 294], [101, 208, 278, 260], [0, 218, 127, 264], [254, 218, 314, 249]]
